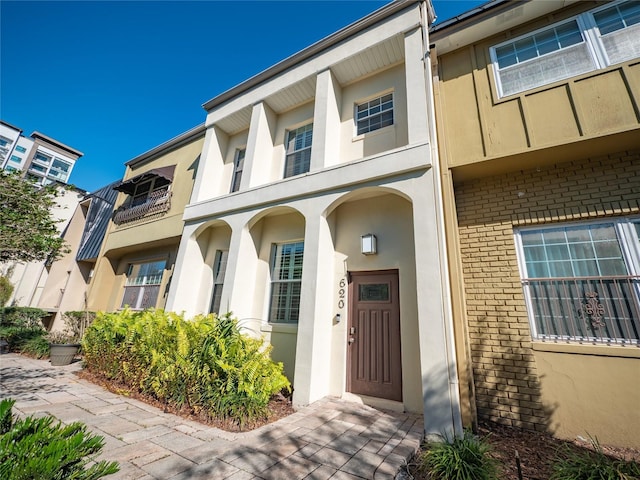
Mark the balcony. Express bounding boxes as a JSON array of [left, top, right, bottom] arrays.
[[113, 189, 172, 225], [523, 276, 640, 346]]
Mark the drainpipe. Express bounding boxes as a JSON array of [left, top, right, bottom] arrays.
[[420, 0, 464, 437]]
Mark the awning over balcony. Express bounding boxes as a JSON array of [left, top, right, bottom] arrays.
[[113, 165, 175, 195]]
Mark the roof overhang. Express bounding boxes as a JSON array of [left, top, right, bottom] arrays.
[[113, 165, 175, 195], [430, 0, 581, 56]]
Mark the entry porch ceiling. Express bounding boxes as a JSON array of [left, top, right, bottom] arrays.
[[215, 34, 405, 136]]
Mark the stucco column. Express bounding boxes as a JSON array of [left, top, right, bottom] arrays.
[[404, 26, 430, 145], [412, 173, 463, 438], [165, 222, 202, 317], [220, 216, 260, 326], [292, 208, 335, 406], [191, 126, 228, 203], [311, 69, 342, 170], [243, 101, 276, 189]]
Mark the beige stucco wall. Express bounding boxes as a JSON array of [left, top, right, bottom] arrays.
[[88, 134, 203, 313], [533, 344, 640, 448]]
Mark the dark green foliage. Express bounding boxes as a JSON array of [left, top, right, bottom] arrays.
[[420, 429, 500, 480], [0, 275, 13, 307], [0, 307, 48, 353], [0, 171, 69, 263], [82, 309, 291, 427], [551, 437, 640, 480], [0, 398, 119, 479], [19, 335, 50, 358]]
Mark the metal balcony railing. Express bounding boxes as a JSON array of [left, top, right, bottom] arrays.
[[113, 189, 172, 225], [523, 276, 640, 346]]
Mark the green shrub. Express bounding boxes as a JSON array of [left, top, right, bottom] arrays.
[[420, 429, 500, 480], [83, 309, 291, 427], [0, 398, 119, 479], [19, 335, 50, 358], [0, 275, 13, 307], [0, 307, 48, 353], [551, 436, 640, 480]]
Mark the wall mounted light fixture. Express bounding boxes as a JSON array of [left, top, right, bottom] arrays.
[[361, 233, 377, 255]]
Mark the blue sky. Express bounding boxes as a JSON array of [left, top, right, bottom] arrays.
[[1, 0, 485, 192]]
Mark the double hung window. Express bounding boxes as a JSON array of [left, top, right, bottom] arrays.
[[230, 148, 245, 193], [269, 242, 304, 323], [515, 218, 640, 345], [130, 177, 169, 207], [209, 250, 228, 314], [121, 260, 166, 310], [284, 124, 312, 178], [491, 0, 640, 97], [355, 93, 394, 135]]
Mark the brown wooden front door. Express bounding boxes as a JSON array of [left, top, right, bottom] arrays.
[[347, 270, 402, 402]]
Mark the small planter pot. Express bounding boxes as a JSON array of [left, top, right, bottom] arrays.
[[49, 343, 81, 366]]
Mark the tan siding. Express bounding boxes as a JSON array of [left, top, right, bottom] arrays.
[[455, 149, 640, 432]]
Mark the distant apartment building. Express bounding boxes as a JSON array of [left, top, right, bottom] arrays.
[[0, 120, 83, 186]]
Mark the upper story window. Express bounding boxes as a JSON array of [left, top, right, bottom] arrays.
[[112, 165, 175, 225], [49, 159, 72, 182], [9, 155, 22, 163], [491, 0, 640, 97], [15, 146, 26, 153], [284, 123, 313, 178], [356, 93, 394, 135], [0, 138, 8, 147], [230, 148, 245, 193], [515, 218, 640, 346], [34, 152, 52, 164], [269, 241, 304, 324]]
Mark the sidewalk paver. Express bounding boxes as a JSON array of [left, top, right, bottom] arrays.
[[0, 353, 423, 479]]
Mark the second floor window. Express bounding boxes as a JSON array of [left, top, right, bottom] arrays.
[[230, 148, 245, 193], [356, 93, 394, 135], [284, 123, 312, 178], [491, 0, 640, 97], [131, 177, 169, 207]]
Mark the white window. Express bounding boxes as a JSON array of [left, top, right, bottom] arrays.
[[49, 159, 72, 182], [209, 250, 228, 314], [515, 218, 640, 345], [355, 93, 394, 135], [34, 152, 51, 164], [491, 0, 640, 97], [269, 242, 304, 323], [284, 124, 312, 178], [121, 260, 166, 310], [15, 146, 26, 153], [230, 148, 245, 193]]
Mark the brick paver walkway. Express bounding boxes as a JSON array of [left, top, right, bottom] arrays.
[[0, 354, 423, 479]]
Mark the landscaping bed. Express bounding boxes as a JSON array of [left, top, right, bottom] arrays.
[[407, 421, 640, 480]]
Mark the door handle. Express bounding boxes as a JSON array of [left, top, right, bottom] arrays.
[[349, 327, 356, 334], [348, 337, 355, 344]]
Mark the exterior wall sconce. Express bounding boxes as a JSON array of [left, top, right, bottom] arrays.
[[361, 233, 377, 255]]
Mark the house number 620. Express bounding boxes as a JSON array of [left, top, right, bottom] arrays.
[[338, 278, 346, 309]]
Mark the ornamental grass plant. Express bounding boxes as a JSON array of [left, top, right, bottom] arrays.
[[82, 309, 290, 428], [419, 429, 500, 480], [550, 436, 640, 480]]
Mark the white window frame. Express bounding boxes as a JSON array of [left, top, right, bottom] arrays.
[[268, 241, 304, 324], [230, 148, 245, 193], [130, 176, 170, 207], [354, 92, 394, 136], [514, 217, 640, 345], [490, 0, 640, 98], [283, 123, 313, 178]]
